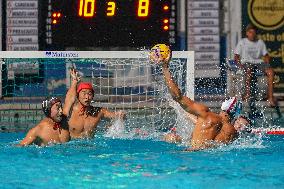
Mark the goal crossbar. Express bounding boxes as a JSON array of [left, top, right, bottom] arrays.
[[0, 51, 195, 98]]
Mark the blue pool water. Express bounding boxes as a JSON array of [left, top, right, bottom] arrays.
[[0, 132, 283, 189]]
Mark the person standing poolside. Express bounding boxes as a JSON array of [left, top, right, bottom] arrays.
[[65, 70, 125, 139], [234, 24, 276, 106], [17, 69, 80, 146]]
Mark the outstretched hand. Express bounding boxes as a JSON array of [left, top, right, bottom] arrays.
[[162, 51, 172, 68], [150, 49, 172, 67], [70, 67, 81, 82]]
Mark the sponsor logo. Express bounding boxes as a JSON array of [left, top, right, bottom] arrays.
[[248, 0, 284, 30], [45, 51, 79, 58]]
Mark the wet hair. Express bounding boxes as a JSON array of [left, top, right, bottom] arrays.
[[246, 24, 257, 32], [42, 97, 61, 117]]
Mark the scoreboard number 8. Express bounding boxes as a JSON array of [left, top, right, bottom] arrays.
[[78, 0, 150, 17]]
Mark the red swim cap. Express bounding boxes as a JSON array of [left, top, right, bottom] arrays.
[[77, 82, 94, 94]]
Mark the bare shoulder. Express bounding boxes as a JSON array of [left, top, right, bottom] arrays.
[[38, 118, 49, 125], [25, 122, 42, 137], [37, 118, 52, 129]]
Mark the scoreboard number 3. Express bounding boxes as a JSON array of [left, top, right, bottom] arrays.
[[78, 0, 150, 17]]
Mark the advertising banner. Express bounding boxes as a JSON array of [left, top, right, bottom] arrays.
[[242, 0, 284, 93]]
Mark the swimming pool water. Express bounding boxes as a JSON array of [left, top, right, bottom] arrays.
[[0, 133, 283, 189]]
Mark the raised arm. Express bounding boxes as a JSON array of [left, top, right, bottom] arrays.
[[162, 60, 209, 118], [185, 112, 198, 124], [17, 127, 38, 146], [63, 68, 80, 117]]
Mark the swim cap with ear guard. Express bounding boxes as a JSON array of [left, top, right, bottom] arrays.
[[221, 97, 243, 118], [42, 97, 61, 117], [221, 97, 237, 113]]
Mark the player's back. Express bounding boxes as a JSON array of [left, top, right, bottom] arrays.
[[191, 112, 222, 149]]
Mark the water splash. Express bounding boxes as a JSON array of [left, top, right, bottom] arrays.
[[167, 98, 194, 145], [105, 118, 127, 138], [104, 118, 158, 139]]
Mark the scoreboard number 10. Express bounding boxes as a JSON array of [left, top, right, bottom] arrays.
[[78, 0, 150, 17]]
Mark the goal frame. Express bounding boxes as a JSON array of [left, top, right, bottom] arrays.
[[0, 51, 195, 99]]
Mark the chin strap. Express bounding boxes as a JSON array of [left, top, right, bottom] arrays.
[[53, 122, 62, 134], [79, 101, 89, 117], [79, 106, 86, 115], [170, 127, 177, 133]]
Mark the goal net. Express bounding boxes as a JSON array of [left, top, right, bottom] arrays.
[[0, 51, 194, 134]]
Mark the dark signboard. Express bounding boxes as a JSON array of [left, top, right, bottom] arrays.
[[39, 0, 177, 50]]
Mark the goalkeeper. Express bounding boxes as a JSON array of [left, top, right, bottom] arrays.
[[64, 68, 126, 139]]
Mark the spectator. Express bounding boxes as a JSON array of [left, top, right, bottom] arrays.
[[234, 24, 276, 106]]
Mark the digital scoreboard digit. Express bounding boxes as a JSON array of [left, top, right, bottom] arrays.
[[40, 0, 177, 49]]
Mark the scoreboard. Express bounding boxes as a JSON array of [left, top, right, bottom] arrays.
[[39, 0, 177, 49]]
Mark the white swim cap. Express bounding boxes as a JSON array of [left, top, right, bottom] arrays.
[[221, 97, 237, 114]]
